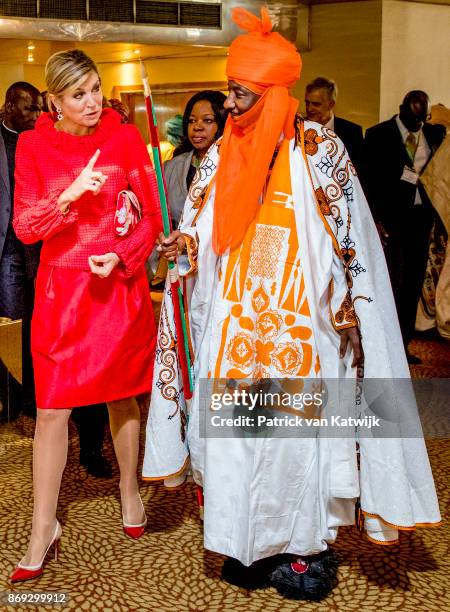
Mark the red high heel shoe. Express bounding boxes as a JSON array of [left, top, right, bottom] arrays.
[[122, 495, 147, 540], [10, 521, 62, 583]]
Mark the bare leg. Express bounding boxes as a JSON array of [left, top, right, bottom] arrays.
[[20, 408, 72, 565], [107, 398, 144, 524]]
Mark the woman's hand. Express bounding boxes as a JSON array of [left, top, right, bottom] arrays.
[[338, 327, 364, 368], [88, 252, 120, 278], [156, 230, 186, 262], [57, 149, 108, 212]]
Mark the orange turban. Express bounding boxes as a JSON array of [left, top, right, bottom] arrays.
[[213, 7, 302, 254]]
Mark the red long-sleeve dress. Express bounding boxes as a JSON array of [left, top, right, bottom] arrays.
[[13, 109, 162, 408]]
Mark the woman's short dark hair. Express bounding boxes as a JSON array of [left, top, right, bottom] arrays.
[[173, 90, 227, 156]]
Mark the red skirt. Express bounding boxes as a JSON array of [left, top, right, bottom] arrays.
[[32, 264, 156, 408]]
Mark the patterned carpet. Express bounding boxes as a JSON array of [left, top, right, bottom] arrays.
[[0, 330, 448, 611]]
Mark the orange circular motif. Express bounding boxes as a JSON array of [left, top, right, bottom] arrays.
[[231, 304, 243, 317], [256, 310, 282, 340], [273, 342, 302, 376], [285, 314, 296, 326], [304, 128, 324, 156], [226, 333, 254, 369]]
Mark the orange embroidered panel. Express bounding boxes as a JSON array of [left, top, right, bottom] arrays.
[[214, 140, 320, 382]]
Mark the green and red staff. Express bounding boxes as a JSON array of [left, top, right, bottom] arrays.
[[140, 60, 193, 399]]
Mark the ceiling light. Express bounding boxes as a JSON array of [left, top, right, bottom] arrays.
[[120, 60, 127, 63], [133, 49, 140, 55], [27, 42, 35, 50], [27, 55, 34, 62]]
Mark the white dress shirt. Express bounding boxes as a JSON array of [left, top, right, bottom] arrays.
[[324, 113, 335, 132], [395, 115, 431, 204]]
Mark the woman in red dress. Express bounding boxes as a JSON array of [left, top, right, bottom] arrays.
[[10, 49, 161, 582]]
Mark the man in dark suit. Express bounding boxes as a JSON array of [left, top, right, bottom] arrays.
[[363, 90, 445, 363], [305, 76, 364, 174], [0, 82, 42, 419]]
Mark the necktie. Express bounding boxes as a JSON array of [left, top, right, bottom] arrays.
[[405, 132, 418, 163]]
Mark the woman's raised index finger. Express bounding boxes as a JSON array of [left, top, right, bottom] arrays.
[[86, 149, 100, 169]]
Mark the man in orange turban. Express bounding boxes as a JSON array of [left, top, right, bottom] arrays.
[[212, 6, 301, 254], [145, 6, 441, 602]]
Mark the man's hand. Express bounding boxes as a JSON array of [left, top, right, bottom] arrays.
[[88, 253, 120, 278], [338, 327, 364, 368], [156, 230, 186, 262], [375, 222, 390, 248]]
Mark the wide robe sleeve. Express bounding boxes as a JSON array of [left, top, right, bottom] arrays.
[[111, 125, 163, 277], [297, 122, 360, 331], [13, 135, 78, 244], [301, 122, 442, 537]]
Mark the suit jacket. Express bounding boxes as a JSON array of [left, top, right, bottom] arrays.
[[0, 128, 41, 278], [163, 150, 194, 228], [362, 116, 445, 235], [333, 116, 364, 174], [0, 129, 11, 261]]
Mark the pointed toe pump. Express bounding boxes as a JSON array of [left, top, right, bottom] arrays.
[[10, 521, 62, 583], [122, 495, 147, 540]]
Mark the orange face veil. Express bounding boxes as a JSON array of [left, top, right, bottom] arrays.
[[212, 6, 302, 255]]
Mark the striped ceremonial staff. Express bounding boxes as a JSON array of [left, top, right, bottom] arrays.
[[140, 60, 193, 400]]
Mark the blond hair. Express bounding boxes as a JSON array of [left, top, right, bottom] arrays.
[[45, 49, 99, 109]]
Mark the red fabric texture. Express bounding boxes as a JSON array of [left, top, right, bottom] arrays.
[[33, 265, 155, 408], [13, 109, 162, 408], [14, 109, 162, 277]]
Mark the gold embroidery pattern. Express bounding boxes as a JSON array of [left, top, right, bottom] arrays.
[[297, 116, 371, 319], [315, 187, 331, 216], [334, 291, 358, 325], [248, 225, 285, 279], [183, 233, 198, 273], [294, 115, 324, 155], [316, 186, 342, 228], [154, 300, 186, 442], [192, 185, 207, 210]]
